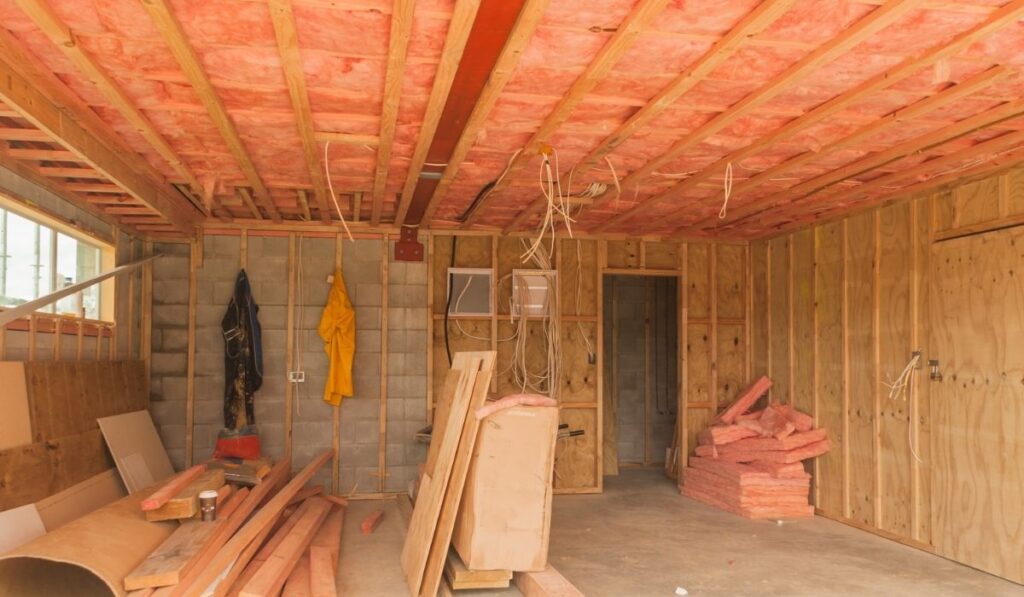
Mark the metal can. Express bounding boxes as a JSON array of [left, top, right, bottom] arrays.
[[198, 489, 219, 522]]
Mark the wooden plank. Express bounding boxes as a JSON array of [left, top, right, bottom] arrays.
[[910, 196, 931, 544], [240, 497, 333, 597], [379, 237, 389, 491], [462, 0, 671, 226], [268, 0, 332, 223], [769, 236, 791, 403], [401, 352, 494, 597], [140, 0, 281, 223], [360, 509, 384, 534], [790, 228, 815, 493], [224, 507, 302, 597], [814, 222, 845, 515], [141, 464, 207, 511], [0, 362, 30, 450], [443, 548, 511, 590], [592, 0, 927, 232], [281, 555, 311, 597], [170, 452, 332, 596], [144, 469, 225, 522], [370, 0, 415, 224], [35, 468, 126, 531], [12, 0, 204, 198], [417, 0, 551, 225], [124, 520, 221, 590], [512, 567, 584, 597], [392, 0, 482, 225], [308, 546, 336, 597], [186, 239, 199, 466]]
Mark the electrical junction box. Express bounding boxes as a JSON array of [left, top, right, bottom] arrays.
[[447, 268, 493, 316], [512, 269, 556, 318]]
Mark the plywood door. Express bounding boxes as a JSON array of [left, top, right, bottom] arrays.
[[929, 229, 1024, 584]]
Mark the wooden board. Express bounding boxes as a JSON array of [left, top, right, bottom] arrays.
[[0, 428, 113, 511], [35, 468, 126, 531], [553, 408, 597, 491], [877, 202, 913, 537], [145, 469, 225, 522], [643, 241, 679, 270], [768, 235, 791, 404], [715, 324, 745, 412], [0, 362, 31, 450], [715, 244, 746, 320], [686, 243, 710, 319], [558, 239, 598, 317], [443, 548, 511, 590], [124, 519, 220, 590], [241, 497, 333, 597], [0, 504, 45, 554], [750, 240, 769, 376], [98, 410, 175, 494], [401, 352, 485, 596], [560, 322, 597, 403], [845, 213, 876, 526], [605, 240, 640, 269], [512, 566, 583, 597], [930, 227, 1024, 584], [419, 352, 496, 597], [814, 222, 845, 516]]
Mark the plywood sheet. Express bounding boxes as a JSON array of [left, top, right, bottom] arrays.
[[715, 324, 745, 411], [911, 197, 932, 545], [0, 362, 31, 450], [846, 213, 876, 527], [750, 241, 769, 377], [768, 236, 790, 404], [952, 175, 1001, 228], [686, 243, 710, 319], [560, 322, 596, 404], [553, 408, 597, 492], [715, 244, 746, 320], [686, 324, 710, 406], [605, 240, 639, 269], [35, 469, 126, 532], [0, 429, 113, 511], [814, 222, 845, 516], [643, 242, 679, 270], [97, 410, 175, 494], [877, 202, 913, 538], [432, 320, 489, 404], [558, 239, 597, 317], [791, 229, 815, 418]]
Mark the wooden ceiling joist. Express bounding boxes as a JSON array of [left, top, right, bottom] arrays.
[[503, 0, 798, 233], [141, 0, 282, 223], [313, 132, 380, 147], [296, 189, 312, 221], [588, 0, 926, 234], [592, 0, 1024, 234], [392, 0, 484, 227], [0, 55, 197, 234], [4, 148, 80, 162], [413, 0, 549, 227], [729, 97, 1024, 222], [236, 187, 264, 220], [269, 0, 332, 225], [65, 182, 125, 194], [36, 166, 106, 179], [14, 0, 206, 201], [0, 127, 51, 142], [750, 128, 1024, 232], [459, 0, 672, 227], [370, 0, 416, 225]]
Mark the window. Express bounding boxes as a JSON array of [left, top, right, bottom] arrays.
[[0, 204, 109, 320]]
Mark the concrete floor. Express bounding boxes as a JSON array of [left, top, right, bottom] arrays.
[[339, 469, 1024, 596]]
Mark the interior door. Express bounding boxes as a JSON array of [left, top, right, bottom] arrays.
[[930, 228, 1024, 583]]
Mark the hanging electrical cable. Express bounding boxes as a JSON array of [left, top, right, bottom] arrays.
[[323, 141, 354, 241], [718, 161, 734, 219]]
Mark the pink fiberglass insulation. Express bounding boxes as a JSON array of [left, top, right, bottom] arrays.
[[2, 0, 1024, 235]]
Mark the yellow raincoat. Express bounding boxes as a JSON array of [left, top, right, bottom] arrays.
[[317, 268, 355, 405]]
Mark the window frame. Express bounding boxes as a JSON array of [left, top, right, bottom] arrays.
[[0, 195, 115, 323]]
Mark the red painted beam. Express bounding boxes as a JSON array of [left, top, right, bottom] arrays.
[[401, 0, 527, 227]]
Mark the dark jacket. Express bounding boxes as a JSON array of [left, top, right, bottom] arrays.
[[222, 269, 263, 429]]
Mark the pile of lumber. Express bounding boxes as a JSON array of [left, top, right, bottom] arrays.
[[680, 376, 830, 519], [122, 450, 348, 596]]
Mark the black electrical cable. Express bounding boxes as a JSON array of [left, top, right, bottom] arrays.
[[444, 236, 457, 366], [458, 180, 496, 222]]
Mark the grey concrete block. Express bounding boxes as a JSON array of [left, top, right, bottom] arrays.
[[153, 305, 188, 327], [356, 307, 382, 330], [150, 399, 185, 426], [151, 352, 187, 375], [153, 280, 189, 305], [160, 328, 188, 351], [160, 376, 187, 403], [355, 283, 382, 307], [405, 263, 427, 285], [355, 329, 381, 353], [391, 284, 425, 308]]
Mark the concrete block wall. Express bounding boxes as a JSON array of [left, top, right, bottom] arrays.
[[385, 240, 428, 493], [147, 234, 427, 494], [609, 276, 646, 463]]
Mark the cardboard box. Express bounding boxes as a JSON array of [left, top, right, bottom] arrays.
[[452, 405, 558, 572]]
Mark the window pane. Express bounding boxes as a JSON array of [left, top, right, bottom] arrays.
[[3, 212, 41, 307], [56, 233, 102, 319]]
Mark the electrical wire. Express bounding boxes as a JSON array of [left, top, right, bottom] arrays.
[[323, 141, 354, 242], [444, 236, 457, 366], [718, 161, 734, 219], [884, 352, 924, 464]]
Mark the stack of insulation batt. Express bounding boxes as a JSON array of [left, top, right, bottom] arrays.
[[680, 376, 830, 519]]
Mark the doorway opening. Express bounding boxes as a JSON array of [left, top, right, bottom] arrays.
[[602, 274, 679, 478]]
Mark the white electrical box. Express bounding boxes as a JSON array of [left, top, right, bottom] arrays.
[[512, 269, 556, 317], [447, 268, 493, 316]]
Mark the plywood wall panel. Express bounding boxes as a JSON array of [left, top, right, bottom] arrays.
[[715, 244, 745, 320], [952, 176, 1001, 228], [643, 241, 679, 270], [716, 324, 745, 408], [606, 240, 640, 269], [687, 244, 711, 320], [911, 197, 932, 546], [845, 213, 877, 527], [553, 408, 597, 491], [561, 322, 597, 403], [877, 202, 913, 538], [791, 229, 815, 424], [768, 237, 790, 404], [1004, 169, 1024, 216], [559, 239, 598, 317], [432, 320, 490, 402], [814, 222, 845, 516], [750, 241, 768, 377], [686, 324, 711, 407]]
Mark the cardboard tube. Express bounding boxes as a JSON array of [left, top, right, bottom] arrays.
[[0, 490, 175, 596]]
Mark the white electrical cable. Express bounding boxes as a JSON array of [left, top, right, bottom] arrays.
[[323, 141, 354, 242], [884, 352, 924, 464], [718, 162, 734, 219]]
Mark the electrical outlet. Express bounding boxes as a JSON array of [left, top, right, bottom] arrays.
[[288, 371, 306, 383]]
